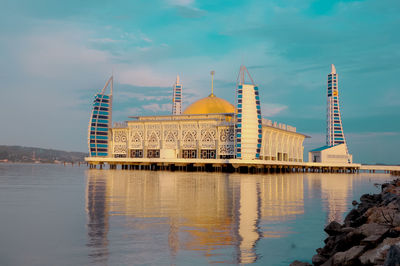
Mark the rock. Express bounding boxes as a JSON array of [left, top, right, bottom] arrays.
[[358, 194, 382, 213], [383, 245, 400, 266], [393, 213, 400, 227], [312, 254, 328, 265], [344, 209, 361, 227], [355, 223, 390, 238], [294, 179, 400, 265], [320, 257, 333, 266], [324, 236, 334, 244], [361, 234, 385, 247], [382, 182, 391, 191], [332, 245, 365, 265], [344, 231, 364, 247], [392, 198, 400, 210], [359, 237, 400, 265], [382, 192, 398, 205], [289, 260, 312, 266], [341, 227, 355, 233], [319, 232, 360, 258], [366, 205, 398, 225], [324, 221, 342, 235]]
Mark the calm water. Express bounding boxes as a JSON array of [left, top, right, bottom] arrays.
[[0, 164, 395, 265]]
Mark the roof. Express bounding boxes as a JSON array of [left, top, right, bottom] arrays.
[[183, 94, 235, 115], [310, 146, 332, 152]]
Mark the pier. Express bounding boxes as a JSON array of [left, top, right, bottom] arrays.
[[85, 157, 373, 174], [359, 164, 400, 175]]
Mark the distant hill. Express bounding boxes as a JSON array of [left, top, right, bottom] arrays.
[[0, 145, 88, 163]]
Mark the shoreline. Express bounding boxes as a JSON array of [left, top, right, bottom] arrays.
[[292, 179, 400, 266]]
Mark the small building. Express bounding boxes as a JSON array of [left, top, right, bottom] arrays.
[[308, 144, 352, 164]]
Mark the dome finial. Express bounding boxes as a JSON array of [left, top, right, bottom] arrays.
[[210, 70, 215, 97]]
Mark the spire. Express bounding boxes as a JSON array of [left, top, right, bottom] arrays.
[[237, 65, 255, 85], [210, 70, 215, 97], [101, 75, 113, 95], [176, 74, 180, 85], [331, 64, 336, 74]]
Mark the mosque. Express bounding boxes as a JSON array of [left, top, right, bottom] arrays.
[[87, 65, 307, 168]]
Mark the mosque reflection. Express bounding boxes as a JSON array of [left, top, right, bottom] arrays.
[[85, 171, 304, 264], [85, 171, 353, 264]]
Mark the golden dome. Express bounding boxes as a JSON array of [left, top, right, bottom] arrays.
[[183, 93, 235, 115]]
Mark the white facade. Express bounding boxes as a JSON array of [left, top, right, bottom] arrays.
[[308, 144, 353, 164], [109, 113, 306, 162], [237, 84, 260, 160]]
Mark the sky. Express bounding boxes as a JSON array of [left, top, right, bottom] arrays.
[[0, 0, 399, 164]]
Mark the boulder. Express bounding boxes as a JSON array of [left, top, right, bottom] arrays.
[[359, 237, 400, 265], [324, 221, 342, 235], [382, 192, 399, 205], [366, 206, 398, 225], [393, 213, 400, 227], [341, 227, 355, 233], [355, 223, 390, 238], [344, 209, 361, 227], [383, 245, 400, 266], [332, 245, 365, 265], [312, 254, 328, 266], [289, 260, 312, 266], [320, 257, 333, 266], [358, 194, 382, 214]]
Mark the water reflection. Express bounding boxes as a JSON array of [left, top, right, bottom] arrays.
[[307, 173, 354, 223], [86, 175, 109, 264], [85, 171, 307, 264]]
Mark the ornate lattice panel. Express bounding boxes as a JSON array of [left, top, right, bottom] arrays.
[[163, 124, 179, 149], [113, 129, 128, 154], [129, 124, 144, 149], [146, 124, 161, 149], [218, 126, 234, 155], [200, 123, 216, 149], [182, 123, 198, 149]]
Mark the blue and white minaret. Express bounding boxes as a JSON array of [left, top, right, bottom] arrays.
[[172, 75, 182, 115], [88, 76, 113, 157], [326, 64, 348, 148], [235, 65, 262, 160]]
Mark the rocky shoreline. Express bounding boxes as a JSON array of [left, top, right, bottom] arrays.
[[292, 178, 400, 266]]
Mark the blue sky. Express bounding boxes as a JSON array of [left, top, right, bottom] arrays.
[[0, 0, 399, 164]]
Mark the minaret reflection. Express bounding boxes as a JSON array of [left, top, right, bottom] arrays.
[[306, 173, 354, 223], [85, 170, 110, 264], [85, 171, 305, 264], [321, 174, 353, 223], [235, 176, 262, 264]]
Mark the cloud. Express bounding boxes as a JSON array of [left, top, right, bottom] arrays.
[[118, 67, 175, 87], [116, 91, 171, 102], [142, 103, 172, 112], [175, 6, 206, 18], [89, 38, 120, 44], [261, 103, 288, 117], [168, 0, 195, 7]]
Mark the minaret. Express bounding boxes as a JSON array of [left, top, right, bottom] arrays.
[[235, 65, 262, 160], [326, 64, 348, 148], [88, 76, 113, 157], [172, 75, 182, 115]]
